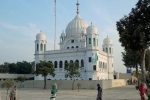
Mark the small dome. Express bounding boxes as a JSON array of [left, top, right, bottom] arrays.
[[61, 30, 65, 37], [103, 36, 112, 44], [65, 14, 88, 36], [86, 24, 98, 34], [36, 31, 46, 40]]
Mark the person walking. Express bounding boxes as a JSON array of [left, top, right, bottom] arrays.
[[139, 83, 146, 100], [96, 84, 102, 100], [9, 86, 18, 100]]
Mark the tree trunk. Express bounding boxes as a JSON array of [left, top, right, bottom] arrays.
[[19, 82, 22, 89], [72, 79, 75, 90], [140, 49, 147, 82], [135, 65, 139, 86], [6, 89, 8, 100], [44, 76, 46, 89]]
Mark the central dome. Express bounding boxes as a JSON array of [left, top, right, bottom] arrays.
[[65, 14, 88, 36]]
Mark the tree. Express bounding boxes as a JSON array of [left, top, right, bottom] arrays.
[[0, 62, 10, 73], [64, 61, 81, 90], [8, 63, 18, 74], [1, 79, 16, 100], [16, 76, 26, 89], [0, 61, 34, 74], [17, 61, 33, 74], [145, 49, 150, 72], [122, 51, 141, 77], [77, 83, 81, 92], [34, 60, 55, 89], [116, 0, 150, 81]]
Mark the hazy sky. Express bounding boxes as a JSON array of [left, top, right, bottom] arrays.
[[0, 0, 138, 73]]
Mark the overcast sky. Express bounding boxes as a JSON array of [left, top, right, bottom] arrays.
[[0, 0, 138, 73]]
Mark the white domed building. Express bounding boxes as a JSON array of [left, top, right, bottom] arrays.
[[34, 2, 114, 80]]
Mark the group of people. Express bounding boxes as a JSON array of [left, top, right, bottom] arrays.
[[127, 79, 138, 85], [8, 84, 103, 100], [9, 83, 148, 100]]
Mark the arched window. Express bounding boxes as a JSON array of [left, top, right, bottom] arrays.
[[75, 60, 79, 67], [81, 59, 84, 67], [49, 61, 52, 64], [97, 39, 98, 46], [93, 38, 96, 46], [86, 37, 87, 46], [44, 44, 46, 51], [64, 60, 68, 68], [101, 62, 102, 68], [48, 61, 53, 65], [54, 61, 57, 68], [40, 44, 43, 51], [89, 38, 91, 44], [106, 48, 108, 53], [70, 60, 73, 64], [76, 46, 78, 48], [59, 61, 63, 68], [109, 48, 111, 54], [37, 44, 39, 51], [71, 46, 74, 49], [106, 63, 107, 69], [103, 62, 104, 68], [67, 47, 69, 49], [99, 61, 100, 68]]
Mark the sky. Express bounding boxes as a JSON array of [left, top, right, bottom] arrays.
[[0, 0, 138, 73]]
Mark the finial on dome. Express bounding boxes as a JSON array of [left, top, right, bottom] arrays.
[[76, 0, 80, 14], [91, 22, 92, 25], [40, 30, 42, 33], [107, 35, 108, 38]]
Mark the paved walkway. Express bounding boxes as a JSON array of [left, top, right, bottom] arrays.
[[1, 85, 140, 100]]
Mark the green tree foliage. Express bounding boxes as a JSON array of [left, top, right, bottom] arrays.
[[0, 62, 9, 73], [1, 79, 16, 100], [145, 49, 150, 72], [116, 0, 150, 81], [122, 51, 141, 79], [8, 63, 18, 74], [122, 51, 140, 68], [16, 76, 26, 89], [64, 61, 81, 90], [0, 61, 34, 74], [16, 61, 33, 74], [122, 49, 150, 72], [34, 60, 55, 89]]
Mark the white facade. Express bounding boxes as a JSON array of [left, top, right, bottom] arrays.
[[34, 2, 114, 80]]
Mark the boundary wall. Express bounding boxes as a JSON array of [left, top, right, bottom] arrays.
[[0, 74, 33, 81], [0, 79, 127, 90]]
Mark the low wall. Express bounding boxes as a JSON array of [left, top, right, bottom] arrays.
[[114, 73, 132, 79], [119, 73, 132, 79], [0, 74, 33, 80], [0, 79, 126, 90]]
